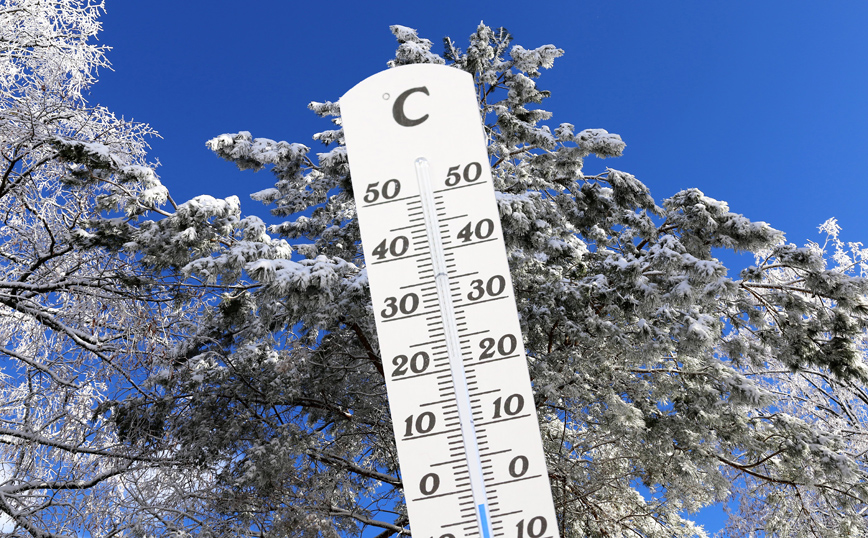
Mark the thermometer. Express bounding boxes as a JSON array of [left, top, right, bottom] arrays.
[[341, 64, 559, 538]]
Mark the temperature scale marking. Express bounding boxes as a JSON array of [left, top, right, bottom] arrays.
[[341, 64, 560, 538]]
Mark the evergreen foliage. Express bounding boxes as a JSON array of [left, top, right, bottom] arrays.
[[2, 7, 868, 537], [185, 23, 868, 538]]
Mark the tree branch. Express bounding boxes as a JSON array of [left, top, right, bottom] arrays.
[[307, 451, 402, 487], [343, 317, 384, 378], [329, 506, 410, 536]]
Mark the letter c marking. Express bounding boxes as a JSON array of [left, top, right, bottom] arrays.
[[393, 86, 429, 127]]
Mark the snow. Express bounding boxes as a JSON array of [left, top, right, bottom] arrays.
[[510, 44, 563, 75], [6, 14, 868, 538]]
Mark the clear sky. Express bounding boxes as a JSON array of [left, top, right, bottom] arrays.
[[88, 1, 868, 534], [91, 1, 868, 251]]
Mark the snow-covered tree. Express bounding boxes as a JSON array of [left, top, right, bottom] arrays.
[[6, 8, 868, 537], [0, 2, 247, 536], [162, 23, 868, 538]]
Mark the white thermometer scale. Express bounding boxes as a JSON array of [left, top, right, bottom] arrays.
[[341, 64, 559, 538]]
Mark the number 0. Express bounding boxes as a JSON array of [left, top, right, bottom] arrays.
[[419, 472, 440, 495], [509, 455, 529, 478]]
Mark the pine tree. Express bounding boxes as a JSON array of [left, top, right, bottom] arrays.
[[8, 11, 866, 536], [161, 23, 868, 538]]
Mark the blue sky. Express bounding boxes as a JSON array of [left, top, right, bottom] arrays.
[[88, 1, 868, 534], [91, 1, 868, 252]]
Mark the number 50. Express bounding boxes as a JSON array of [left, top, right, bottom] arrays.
[[363, 179, 401, 203], [446, 162, 482, 186]]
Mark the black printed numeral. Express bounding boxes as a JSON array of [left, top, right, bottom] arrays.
[[493, 394, 525, 419], [457, 219, 494, 243], [467, 275, 506, 301], [404, 411, 436, 437], [445, 162, 483, 186], [516, 517, 547, 538], [419, 472, 440, 495], [381, 293, 419, 319], [509, 455, 529, 478], [363, 179, 401, 203], [391, 351, 431, 377], [372, 236, 409, 260], [479, 334, 518, 360]]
